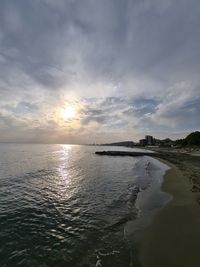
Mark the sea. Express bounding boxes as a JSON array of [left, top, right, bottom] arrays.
[[0, 144, 171, 267]]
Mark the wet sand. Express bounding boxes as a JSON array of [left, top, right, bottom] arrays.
[[140, 157, 200, 267], [95, 148, 200, 266]]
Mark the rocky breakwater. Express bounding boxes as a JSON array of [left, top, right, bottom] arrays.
[[95, 151, 160, 157]]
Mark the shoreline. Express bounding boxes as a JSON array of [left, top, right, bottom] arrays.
[[95, 148, 200, 265], [139, 157, 200, 267]]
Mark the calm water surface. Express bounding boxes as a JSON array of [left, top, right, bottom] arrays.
[[0, 144, 169, 267]]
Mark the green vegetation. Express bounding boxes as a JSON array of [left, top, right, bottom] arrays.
[[182, 131, 200, 146], [176, 131, 200, 147]]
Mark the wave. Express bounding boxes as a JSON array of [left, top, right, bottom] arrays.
[[105, 157, 170, 232]]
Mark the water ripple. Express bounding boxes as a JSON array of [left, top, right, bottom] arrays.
[[0, 144, 168, 266]]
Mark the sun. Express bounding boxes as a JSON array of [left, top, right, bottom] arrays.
[[63, 105, 76, 120]]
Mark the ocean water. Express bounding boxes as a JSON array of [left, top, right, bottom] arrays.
[[0, 144, 170, 267]]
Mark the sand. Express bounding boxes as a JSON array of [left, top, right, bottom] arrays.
[[140, 157, 200, 267]]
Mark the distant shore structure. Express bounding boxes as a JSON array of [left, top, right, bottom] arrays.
[[95, 131, 200, 148], [139, 135, 155, 146]]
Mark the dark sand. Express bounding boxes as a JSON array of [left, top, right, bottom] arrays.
[[140, 153, 200, 267]]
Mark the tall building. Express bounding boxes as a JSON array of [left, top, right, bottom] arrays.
[[145, 135, 154, 145]]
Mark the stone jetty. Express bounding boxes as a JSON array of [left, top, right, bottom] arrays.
[[95, 151, 160, 157]]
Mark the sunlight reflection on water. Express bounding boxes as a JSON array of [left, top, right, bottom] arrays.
[[0, 144, 169, 267]]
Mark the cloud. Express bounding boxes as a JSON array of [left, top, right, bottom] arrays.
[[150, 82, 200, 130], [0, 0, 200, 142]]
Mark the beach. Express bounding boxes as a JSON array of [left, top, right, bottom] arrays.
[[95, 147, 200, 266], [140, 151, 200, 267], [1, 144, 200, 266]]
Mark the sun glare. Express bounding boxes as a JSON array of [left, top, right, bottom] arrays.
[[63, 105, 76, 120]]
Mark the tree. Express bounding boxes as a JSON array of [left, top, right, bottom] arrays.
[[183, 131, 200, 146]]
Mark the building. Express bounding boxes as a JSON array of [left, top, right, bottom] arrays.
[[139, 135, 156, 146], [139, 139, 146, 146], [145, 135, 155, 146]]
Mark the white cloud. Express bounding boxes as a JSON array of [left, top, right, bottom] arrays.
[[0, 0, 200, 142]]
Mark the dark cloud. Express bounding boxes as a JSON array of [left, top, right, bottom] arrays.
[[0, 0, 198, 88]]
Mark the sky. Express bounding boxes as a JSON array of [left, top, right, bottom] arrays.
[[0, 0, 200, 144]]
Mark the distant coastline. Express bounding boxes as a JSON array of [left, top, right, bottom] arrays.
[[92, 131, 200, 149]]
